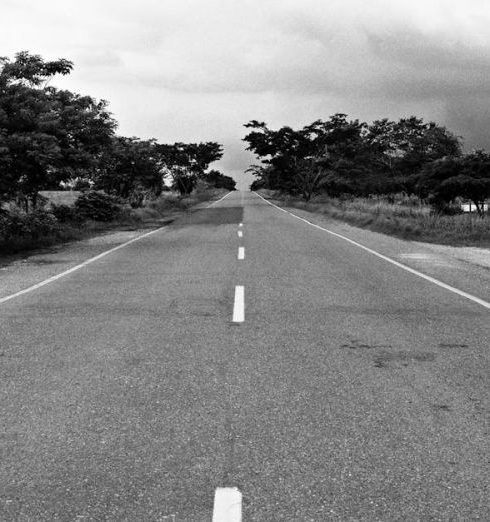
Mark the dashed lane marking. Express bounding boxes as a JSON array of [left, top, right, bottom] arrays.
[[239, 222, 243, 227], [238, 230, 243, 238], [0, 193, 234, 306], [238, 247, 245, 260], [233, 286, 245, 322], [253, 191, 490, 311], [212, 487, 242, 522]]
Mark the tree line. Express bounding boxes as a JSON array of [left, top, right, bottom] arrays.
[[244, 114, 490, 215], [0, 51, 235, 212]]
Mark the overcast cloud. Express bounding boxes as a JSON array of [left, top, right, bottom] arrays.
[[2, 0, 490, 188]]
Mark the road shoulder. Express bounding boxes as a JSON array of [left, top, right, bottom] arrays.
[[270, 198, 490, 303]]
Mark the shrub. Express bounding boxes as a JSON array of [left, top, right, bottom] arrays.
[[0, 208, 58, 242], [275, 193, 490, 245], [51, 203, 84, 223], [74, 191, 121, 221]]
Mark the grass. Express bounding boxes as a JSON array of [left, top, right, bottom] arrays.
[[0, 188, 229, 257], [263, 191, 490, 247]]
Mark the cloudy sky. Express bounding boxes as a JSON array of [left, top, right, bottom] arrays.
[[2, 0, 490, 188]]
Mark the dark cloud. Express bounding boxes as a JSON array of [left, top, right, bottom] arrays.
[[365, 31, 490, 99], [445, 96, 490, 150], [2, 0, 490, 178]]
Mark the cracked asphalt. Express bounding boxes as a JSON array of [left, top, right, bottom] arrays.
[[0, 191, 489, 520]]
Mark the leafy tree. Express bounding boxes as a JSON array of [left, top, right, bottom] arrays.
[[244, 114, 463, 198], [243, 120, 327, 192], [203, 169, 236, 190], [0, 51, 72, 87], [456, 151, 490, 215], [243, 115, 370, 193], [366, 117, 461, 181], [293, 160, 328, 201], [0, 51, 116, 208], [157, 141, 223, 195], [94, 136, 162, 199], [417, 151, 490, 215], [249, 178, 265, 191]]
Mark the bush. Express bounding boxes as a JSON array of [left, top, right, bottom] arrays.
[[274, 193, 490, 245], [51, 203, 84, 223], [74, 191, 121, 221], [0, 208, 58, 243]]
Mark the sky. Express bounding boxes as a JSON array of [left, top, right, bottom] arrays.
[[2, 0, 490, 189]]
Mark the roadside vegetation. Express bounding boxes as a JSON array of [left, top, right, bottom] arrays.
[[264, 191, 490, 246], [0, 51, 235, 255], [244, 115, 490, 245]]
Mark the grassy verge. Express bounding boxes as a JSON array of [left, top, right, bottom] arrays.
[[0, 188, 229, 256], [262, 191, 490, 247]]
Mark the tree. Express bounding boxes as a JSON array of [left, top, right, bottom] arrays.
[[203, 169, 236, 190], [243, 115, 463, 198], [366, 117, 462, 183], [243, 120, 326, 192], [294, 160, 328, 201], [0, 51, 116, 208], [417, 151, 490, 215], [246, 164, 272, 191], [94, 137, 162, 199], [157, 141, 223, 195], [0, 51, 72, 88], [243, 115, 370, 194]]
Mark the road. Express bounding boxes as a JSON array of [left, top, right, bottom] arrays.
[[0, 190, 489, 521]]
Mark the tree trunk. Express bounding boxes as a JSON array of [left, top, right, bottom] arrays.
[[473, 200, 484, 217]]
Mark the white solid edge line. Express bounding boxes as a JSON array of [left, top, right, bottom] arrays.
[[238, 247, 245, 260], [212, 487, 242, 522], [233, 285, 245, 322], [207, 191, 234, 207], [0, 193, 233, 306], [238, 230, 243, 238], [253, 191, 490, 311], [0, 226, 167, 305]]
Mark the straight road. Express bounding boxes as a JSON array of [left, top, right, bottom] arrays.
[[0, 191, 488, 520]]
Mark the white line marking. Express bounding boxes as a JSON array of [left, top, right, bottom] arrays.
[[212, 487, 242, 522], [239, 222, 243, 227], [0, 193, 233, 306], [233, 286, 245, 322], [238, 230, 243, 238], [253, 191, 490, 311], [207, 191, 234, 207], [238, 247, 245, 260], [0, 227, 167, 305]]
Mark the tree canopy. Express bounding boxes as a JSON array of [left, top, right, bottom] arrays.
[[244, 114, 466, 208], [0, 51, 116, 207], [417, 150, 490, 215], [0, 51, 230, 207]]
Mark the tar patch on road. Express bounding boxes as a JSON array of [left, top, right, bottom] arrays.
[[180, 206, 244, 226], [340, 338, 391, 351], [340, 338, 438, 369], [373, 350, 437, 369], [438, 342, 469, 349]]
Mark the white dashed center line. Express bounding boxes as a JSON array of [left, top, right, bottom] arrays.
[[239, 222, 243, 227], [237, 230, 243, 238], [232, 286, 245, 322], [212, 487, 242, 522], [238, 247, 245, 260]]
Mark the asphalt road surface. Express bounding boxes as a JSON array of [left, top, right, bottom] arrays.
[[1, 191, 489, 521]]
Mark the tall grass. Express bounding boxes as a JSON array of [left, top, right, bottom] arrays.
[[272, 193, 490, 246]]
